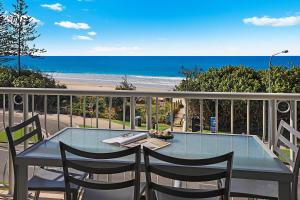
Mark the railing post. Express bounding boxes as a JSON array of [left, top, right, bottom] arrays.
[[155, 97, 159, 131], [23, 94, 29, 149], [2, 94, 5, 128], [247, 100, 250, 135], [96, 97, 99, 128], [170, 98, 174, 131], [44, 95, 48, 136], [123, 97, 126, 129], [230, 100, 234, 134], [263, 100, 266, 142], [215, 100, 218, 133], [130, 96, 135, 130], [183, 98, 188, 132], [70, 96, 73, 127], [57, 95, 60, 130], [109, 97, 112, 129], [83, 96, 86, 127], [290, 100, 297, 161], [8, 93, 14, 194], [200, 99, 204, 132], [268, 100, 276, 149], [146, 97, 152, 130]]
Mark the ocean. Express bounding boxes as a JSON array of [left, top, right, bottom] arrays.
[[4, 56, 300, 90], [4, 56, 300, 77]]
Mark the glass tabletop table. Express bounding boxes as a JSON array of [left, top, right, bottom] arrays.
[[14, 128, 293, 200]]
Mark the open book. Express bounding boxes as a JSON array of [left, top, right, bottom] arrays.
[[102, 132, 170, 150]]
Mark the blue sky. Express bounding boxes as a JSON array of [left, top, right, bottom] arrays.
[[4, 0, 300, 56]]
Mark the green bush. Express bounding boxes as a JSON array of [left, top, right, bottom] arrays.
[[176, 65, 300, 136]]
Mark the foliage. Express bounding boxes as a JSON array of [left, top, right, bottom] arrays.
[[176, 65, 300, 136], [0, 1, 13, 63], [7, 0, 45, 74], [115, 76, 136, 90]]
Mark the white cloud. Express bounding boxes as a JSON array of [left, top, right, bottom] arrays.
[[31, 17, 44, 26], [89, 46, 142, 55], [73, 35, 93, 40], [243, 16, 300, 27], [87, 31, 97, 36], [41, 3, 64, 11], [54, 21, 90, 29]]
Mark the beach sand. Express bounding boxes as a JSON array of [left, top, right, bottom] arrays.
[[51, 73, 182, 91]]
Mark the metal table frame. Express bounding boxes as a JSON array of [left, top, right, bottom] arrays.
[[14, 128, 293, 200]]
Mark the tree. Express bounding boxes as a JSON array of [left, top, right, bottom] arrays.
[[0, 1, 12, 63], [175, 65, 300, 136], [9, 0, 45, 75]]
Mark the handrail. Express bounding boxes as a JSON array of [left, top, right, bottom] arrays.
[[0, 87, 299, 100]]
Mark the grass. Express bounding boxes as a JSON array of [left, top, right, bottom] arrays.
[[79, 120, 170, 131], [112, 120, 170, 131], [0, 128, 38, 143]]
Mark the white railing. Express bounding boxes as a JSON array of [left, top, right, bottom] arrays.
[[0, 87, 299, 193]]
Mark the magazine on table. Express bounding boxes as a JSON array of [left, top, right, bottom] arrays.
[[102, 132, 170, 150]]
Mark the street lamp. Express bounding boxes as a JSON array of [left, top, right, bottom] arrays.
[[268, 50, 289, 93], [267, 50, 289, 148]]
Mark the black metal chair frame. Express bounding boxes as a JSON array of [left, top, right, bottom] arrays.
[[6, 115, 43, 199], [59, 142, 141, 200], [5, 114, 79, 200], [143, 146, 234, 200], [230, 120, 300, 200]]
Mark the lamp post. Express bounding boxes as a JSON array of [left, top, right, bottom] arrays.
[[268, 50, 289, 92], [267, 49, 289, 149]]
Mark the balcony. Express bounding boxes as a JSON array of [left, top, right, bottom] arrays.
[[0, 87, 298, 199]]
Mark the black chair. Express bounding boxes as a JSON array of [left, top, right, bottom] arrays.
[[5, 115, 82, 200], [59, 142, 141, 200], [143, 147, 234, 200], [229, 120, 300, 200]]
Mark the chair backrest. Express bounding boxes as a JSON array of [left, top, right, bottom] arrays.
[[143, 147, 233, 200], [274, 120, 300, 200], [59, 142, 141, 200], [5, 114, 43, 164]]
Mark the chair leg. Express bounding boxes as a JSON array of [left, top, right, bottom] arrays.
[[72, 191, 78, 200], [34, 191, 40, 200]]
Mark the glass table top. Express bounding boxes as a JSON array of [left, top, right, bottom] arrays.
[[20, 128, 289, 173]]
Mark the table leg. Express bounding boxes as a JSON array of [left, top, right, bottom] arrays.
[[15, 164, 28, 200], [278, 181, 291, 200]]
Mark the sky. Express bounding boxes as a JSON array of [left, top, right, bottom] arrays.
[[3, 0, 300, 56]]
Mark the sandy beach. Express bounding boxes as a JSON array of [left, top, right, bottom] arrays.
[[50, 73, 183, 91]]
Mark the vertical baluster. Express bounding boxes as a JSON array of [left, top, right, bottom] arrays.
[[262, 100, 266, 141], [290, 100, 297, 161], [57, 95, 60, 130], [200, 99, 203, 132], [83, 96, 86, 128], [44, 95, 48, 136], [268, 100, 276, 149], [130, 96, 135, 130], [123, 97, 126, 129], [31, 94, 34, 117], [8, 93, 14, 194], [70, 96, 73, 127], [146, 97, 152, 130], [96, 97, 99, 128], [156, 97, 159, 131], [231, 100, 234, 134], [23, 94, 29, 149], [183, 98, 188, 132], [215, 100, 218, 133], [170, 98, 174, 131], [246, 100, 250, 135], [109, 97, 112, 129], [2, 94, 5, 128]]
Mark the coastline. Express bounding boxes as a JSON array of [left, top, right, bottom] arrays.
[[49, 72, 183, 91]]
